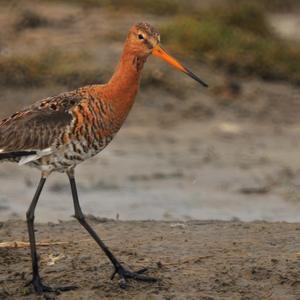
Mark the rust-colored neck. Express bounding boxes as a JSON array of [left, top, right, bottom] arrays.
[[103, 43, 147, 124]]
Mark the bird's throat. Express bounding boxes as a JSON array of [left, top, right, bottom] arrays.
[[104, 50, 147, 124], [108, 51, 146, 95]]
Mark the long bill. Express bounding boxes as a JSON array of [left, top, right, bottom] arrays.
[[152, 45, 208, 88]]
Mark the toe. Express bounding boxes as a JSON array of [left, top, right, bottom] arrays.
[[56, 285, 78, 292], [136, 268, 148, 274], [119, 277, 127, 289]]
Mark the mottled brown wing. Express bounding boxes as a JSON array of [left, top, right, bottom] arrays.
[[0, 89, 85, 152]]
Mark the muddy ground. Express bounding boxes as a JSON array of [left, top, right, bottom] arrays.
[[1, 1, 300, 222], [0, 219, 299, 299]]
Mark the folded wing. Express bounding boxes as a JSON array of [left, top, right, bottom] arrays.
[[0, 89, 85, 161]]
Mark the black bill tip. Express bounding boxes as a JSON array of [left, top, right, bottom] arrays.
[[185, 68, 208, 88]]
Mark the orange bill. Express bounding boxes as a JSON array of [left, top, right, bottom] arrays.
[[152, 45, 208, 87]]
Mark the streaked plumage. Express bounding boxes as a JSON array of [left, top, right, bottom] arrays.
[[0, 86, 119, 171]]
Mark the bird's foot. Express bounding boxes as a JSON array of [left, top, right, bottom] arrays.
[[26, 276, 78, 294], [111, 265, 158, 288]]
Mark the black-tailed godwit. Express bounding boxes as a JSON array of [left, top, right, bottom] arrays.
[[0, 22, 207, 293]]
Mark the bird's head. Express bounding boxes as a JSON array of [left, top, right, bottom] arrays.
[[127, 22, 208, 87], [127, 22, 161, 57]]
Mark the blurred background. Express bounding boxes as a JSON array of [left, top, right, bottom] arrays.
[[0, 0, 300, 222]]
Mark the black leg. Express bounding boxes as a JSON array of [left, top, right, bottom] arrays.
[[26, 175, 77, 294], [67, 171, 157, 288]]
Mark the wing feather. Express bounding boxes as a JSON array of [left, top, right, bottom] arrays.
[[0, 89, 86, 153]]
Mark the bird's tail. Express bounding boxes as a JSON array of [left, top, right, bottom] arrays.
[[0, 151, 37, 161]]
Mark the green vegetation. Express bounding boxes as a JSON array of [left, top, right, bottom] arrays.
[[40, 0, 300, 84], [1, 0, 299, 87], [110, 0, 185, 15], [242, 0, 300, 11], [48, 0, 189, 15], [0, 49, 180, 94], [0, 50, 105, 88], [45, 0, 300, 14], [161, 4, 300, 84]]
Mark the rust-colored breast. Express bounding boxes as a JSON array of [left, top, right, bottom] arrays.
[[65, 89, 117, 152]]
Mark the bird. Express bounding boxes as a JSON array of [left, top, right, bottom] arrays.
[[0, 22, 207, 293]]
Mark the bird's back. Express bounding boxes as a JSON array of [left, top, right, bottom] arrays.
[[0, 85, 118, 172]]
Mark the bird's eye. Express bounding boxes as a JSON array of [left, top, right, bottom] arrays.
[[138, 34, 144, 40]]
